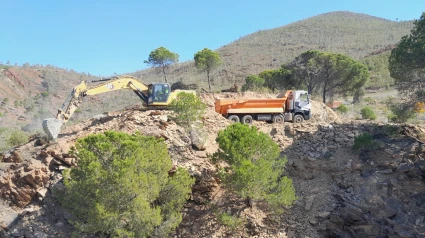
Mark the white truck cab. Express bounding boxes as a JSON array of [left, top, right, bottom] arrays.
[[284, 90, 311, 123]]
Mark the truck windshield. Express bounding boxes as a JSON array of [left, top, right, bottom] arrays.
[[300, 93, 309, 102]]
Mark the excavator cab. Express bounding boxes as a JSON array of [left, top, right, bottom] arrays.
[[148, 83, 171, 104]]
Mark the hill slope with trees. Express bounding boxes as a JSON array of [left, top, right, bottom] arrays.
[[0, 11, 415, 148], [132, 11, 413, 89]]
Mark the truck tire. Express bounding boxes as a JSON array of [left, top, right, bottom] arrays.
[[272, 114, 284, 123], [228, 115, 240, 123], [293, 114, 304, 123], [241, 115, 253, 124]]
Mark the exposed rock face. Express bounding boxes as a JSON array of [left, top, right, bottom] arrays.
[[1, 107, 223, 207], [283, 122, 425, 237], [0, 152, 49, 208]]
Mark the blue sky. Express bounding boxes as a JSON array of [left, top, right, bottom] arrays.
[[1, 0, 423, 76]]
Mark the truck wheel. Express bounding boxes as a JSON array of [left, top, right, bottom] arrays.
[[272, 114, 284, 123], [241, 115, 253, 124], [293, 114, 304, 123], [228, 115, 240, 123]]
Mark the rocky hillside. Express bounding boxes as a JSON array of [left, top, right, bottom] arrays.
[[0, 65, 98, 129], [1, 92, 425, 237]]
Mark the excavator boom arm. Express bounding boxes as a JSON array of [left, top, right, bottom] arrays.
[[84, 76, 149, 97], [58, 76, 150, 121], [43, 75, 152, 141]]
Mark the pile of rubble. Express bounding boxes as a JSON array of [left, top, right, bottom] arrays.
[[281, 122, 425, 237], [0, 92, 341, 237], [2, 91, 425, 237], [0, 156, 49, 208], [0, 104, 231, 236]]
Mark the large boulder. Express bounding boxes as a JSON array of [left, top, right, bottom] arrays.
[[190, 128, 208, 150]]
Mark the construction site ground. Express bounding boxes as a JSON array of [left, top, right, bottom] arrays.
[[1, 92, 425, 238]]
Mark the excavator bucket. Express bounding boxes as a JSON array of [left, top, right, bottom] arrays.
[[42, 118, 64, 141]]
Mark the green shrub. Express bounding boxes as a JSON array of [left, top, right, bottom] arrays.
[[170, 92, 206, 130], [217, 212, 244, 231], [56, 131, 195, 237], [353, 133, 378, 151], [41, 91, 49, 98], [386, 103, 415, 123], [360, 107, 376, 120], [7, 130, 28, 147], [336, 104, 348, 114], [213, 123, 297, 213]]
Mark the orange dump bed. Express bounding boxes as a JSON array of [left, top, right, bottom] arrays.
[[215, 91, 292, 115]]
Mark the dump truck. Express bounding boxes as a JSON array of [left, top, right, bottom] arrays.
[[42, 75, 196, 141], [214, 90, 311, 124]]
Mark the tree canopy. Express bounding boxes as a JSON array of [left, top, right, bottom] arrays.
[[241, 74, 264, 92], [389, 12, 425, 103], [241, 67, 298, 93], [145, 47, 179, 83], [286, 50, 369, 103], [360, 51, 394, 90], [286, 50, 323, 94], [239, 51, 368, 102], [213, 123, 296, 213], [194, 48, 222, 92], [260, 67, 297, 92], [56, 131, 195, 237]]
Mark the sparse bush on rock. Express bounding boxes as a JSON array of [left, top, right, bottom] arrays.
[[353, 133, 378, 152], [7, 130, 28, 147], [217, 212, 244, 231]]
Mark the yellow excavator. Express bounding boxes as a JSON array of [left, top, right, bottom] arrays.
[[42, 75, 196, 140]]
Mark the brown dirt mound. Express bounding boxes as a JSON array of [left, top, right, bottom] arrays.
[[310, 100, 340, 123]]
